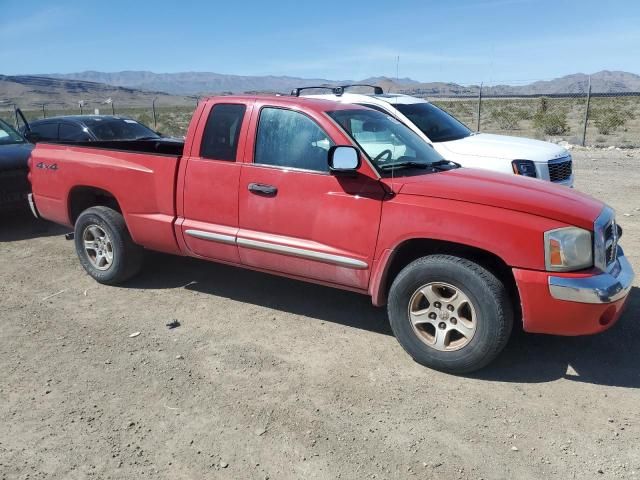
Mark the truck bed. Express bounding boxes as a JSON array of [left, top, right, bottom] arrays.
[[29, 142, 183, 255]]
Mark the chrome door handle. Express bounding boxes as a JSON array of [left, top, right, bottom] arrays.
[[248, 183, 277, 196]]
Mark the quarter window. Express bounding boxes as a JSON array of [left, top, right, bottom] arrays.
[[254, 108, 333, 172], [200, 104, 246, 161]]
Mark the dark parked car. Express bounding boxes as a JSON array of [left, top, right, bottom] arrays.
[[0, 119, 33, 211], [21, 115, 165, 143]]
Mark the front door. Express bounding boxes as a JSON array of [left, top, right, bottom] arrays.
[[237, 105, 385, 290]]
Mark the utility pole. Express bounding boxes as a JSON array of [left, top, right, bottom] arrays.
[[152, 97, 158, 128], [582, 75, 592, 147], [476, 83, 483, 132]]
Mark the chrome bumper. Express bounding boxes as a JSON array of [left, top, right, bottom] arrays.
[[27, 193, 39, 219], [549, 248, 635, 304]]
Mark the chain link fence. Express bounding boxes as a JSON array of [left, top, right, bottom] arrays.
[[411, 86, 640, 148], [2, 87, 639, 147]]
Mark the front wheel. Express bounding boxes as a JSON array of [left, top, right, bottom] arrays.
[[388, 255, 513, 374], [74, 206, 143, 285]]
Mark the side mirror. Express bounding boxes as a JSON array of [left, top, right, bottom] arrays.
[[24, 131, 42, 143], [329, 146, 360, 174]]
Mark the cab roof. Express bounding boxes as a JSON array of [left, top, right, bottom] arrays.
[[203, 95, 371, 113]]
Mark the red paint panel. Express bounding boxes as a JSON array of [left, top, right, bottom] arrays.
[[237, 166, 383, 289], [29, 145, 180, 250], [375, 194, 566, 272], [513, 268, 628, 335], [391, 168, 603, 230]]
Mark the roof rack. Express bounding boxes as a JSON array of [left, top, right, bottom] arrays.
[[291, 84, 384, 97]]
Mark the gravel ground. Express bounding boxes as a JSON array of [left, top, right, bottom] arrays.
[[1, 148, 639, 480]]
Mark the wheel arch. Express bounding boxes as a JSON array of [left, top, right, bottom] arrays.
[[372, 238, 520, 317], [68, 186, 122, 225]]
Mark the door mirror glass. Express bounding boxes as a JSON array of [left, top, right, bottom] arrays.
[[329, 146, 360, 173]]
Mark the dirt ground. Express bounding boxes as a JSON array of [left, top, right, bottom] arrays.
[[1, 148, 639, 480]]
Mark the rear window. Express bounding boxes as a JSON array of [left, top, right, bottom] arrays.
[[84, 118, 159, 141]]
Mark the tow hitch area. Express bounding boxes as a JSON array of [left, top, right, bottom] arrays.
[[64, 233, 75, 241]]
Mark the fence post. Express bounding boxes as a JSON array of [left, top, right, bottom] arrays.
[[42, 104, 46, 119], [152, 98, 158, 128], [111, 102, 115, 115], [582, 76, 592, 147], [476, 83, 483, 132]]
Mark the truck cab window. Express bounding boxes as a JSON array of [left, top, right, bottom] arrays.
[[254, 107, 333, 172], [200, 104, 246, 161]]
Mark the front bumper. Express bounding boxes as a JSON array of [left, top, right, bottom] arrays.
[[513, 248, 635, 335], [549, 251, 634, 304]]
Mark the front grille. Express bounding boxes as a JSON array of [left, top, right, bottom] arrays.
[[594, 207, 619, 271], [604, 219, 619, 266], [548, 158, 572, 182]]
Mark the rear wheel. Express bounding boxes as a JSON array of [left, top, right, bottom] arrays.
[[388, 255, 513, 374], [74, 206, 143, 285]]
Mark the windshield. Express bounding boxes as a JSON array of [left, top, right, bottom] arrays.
[[83, 118, 160, 141], [327, 109, 446, 175], [392, 102, 472, 142], [0, 119, 26, 145]]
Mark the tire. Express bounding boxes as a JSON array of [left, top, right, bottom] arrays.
[[388, 255, 513, 374], [74, 206, 143, 285]]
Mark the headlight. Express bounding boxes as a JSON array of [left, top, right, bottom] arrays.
[[544, 227, 593, 271], [512, 160, 537, 178]]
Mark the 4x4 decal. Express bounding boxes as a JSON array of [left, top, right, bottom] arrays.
[[35, 162, 58, 171]]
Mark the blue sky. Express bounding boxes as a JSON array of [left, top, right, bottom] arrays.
[[1, 0, 638, 84]]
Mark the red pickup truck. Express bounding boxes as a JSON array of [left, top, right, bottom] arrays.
[[28, 95, 634, 373]]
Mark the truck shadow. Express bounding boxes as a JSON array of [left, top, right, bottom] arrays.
[[129, 253, 639, 388], [0, 209, 68, 242], [128, 252, 392, 336]]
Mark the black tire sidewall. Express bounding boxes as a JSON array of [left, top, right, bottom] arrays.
[[388, 256, 511, 373]]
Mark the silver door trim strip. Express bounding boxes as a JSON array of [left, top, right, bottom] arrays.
[[237, 237, 368, 269], [185, 229, 236, 245]]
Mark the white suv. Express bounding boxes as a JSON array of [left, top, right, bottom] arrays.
[[296, 85, 573, 186]]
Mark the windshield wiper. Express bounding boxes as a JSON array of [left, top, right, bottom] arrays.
[[429, 159, 460, 170], [380, 160, 459, 171], [379, 161, 430, 171]]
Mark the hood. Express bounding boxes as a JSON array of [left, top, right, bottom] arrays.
[[391, 168, 603, 229], [0, 143, 33, 170], [438, 133, 568, 162]]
